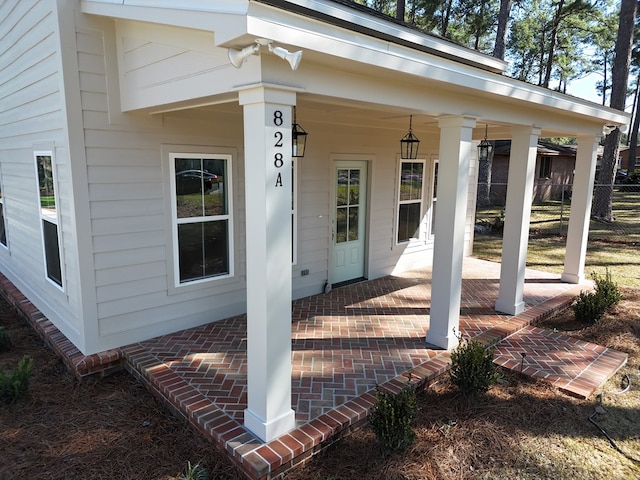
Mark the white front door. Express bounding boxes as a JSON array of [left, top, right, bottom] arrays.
[[332, 161, 367, 285]]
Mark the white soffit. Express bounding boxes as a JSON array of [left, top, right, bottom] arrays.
[[81, 0, 629, 128]]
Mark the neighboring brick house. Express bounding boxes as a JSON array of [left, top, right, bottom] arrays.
[[490, 140, 577, 204]]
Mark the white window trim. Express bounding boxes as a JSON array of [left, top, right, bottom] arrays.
[[169, 152, 234, 288], [34, 150, 64, 291], [396, 158, 427, 246]]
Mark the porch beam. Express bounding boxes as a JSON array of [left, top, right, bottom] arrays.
[[239, 85, 296, 442], [562, 135, 600, 283], [426, 115, 476, 350], [495, 126, 541, 315]]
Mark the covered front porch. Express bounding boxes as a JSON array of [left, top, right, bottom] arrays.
[[119, 257, 626, 479]]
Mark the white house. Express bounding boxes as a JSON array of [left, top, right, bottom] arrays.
[[0, 0, 628, 442]]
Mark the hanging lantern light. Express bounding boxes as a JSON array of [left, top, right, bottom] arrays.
[[400, 115, 420, 159], [292, 106, 308, 158], [478, 124, 493, 162]]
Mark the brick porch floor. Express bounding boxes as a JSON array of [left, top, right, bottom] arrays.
[[0, 258, 628, 480]]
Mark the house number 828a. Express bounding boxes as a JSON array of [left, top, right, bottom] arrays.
[[273, 110, 285, 187]]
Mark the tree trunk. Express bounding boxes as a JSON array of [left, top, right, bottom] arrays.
[[592, 0, 638, 221], [543, 0, 565, 88], [476, 142, 495, 207], [628, 75, 640, 171], [493, 0, 512, 59], [396, 0, 406, 22]]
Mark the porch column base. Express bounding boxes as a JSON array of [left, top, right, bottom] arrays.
[[244, 408, 296, 443], [425, 330, 460, 350], [495, 299, 525, 316], [561, 272, 582, 284]]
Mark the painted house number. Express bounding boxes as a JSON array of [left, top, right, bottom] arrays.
[[273, 109, 284, 188]]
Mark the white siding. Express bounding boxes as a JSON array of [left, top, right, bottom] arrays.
[[2, 6, 480, 355], [0, 1, 84, 346]]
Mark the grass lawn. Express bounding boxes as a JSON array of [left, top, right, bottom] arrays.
[[474, 190, 640, 287]]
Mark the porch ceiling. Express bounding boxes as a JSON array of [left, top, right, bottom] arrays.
[[82, 0, 629, 139]]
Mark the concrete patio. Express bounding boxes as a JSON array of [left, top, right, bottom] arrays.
[[0, 258, 628, 480]]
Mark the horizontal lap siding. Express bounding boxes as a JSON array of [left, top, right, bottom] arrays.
[[0, 1, 83, 343], [79, 18, 248, 350]]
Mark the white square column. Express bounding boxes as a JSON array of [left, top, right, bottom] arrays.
[[495, 126, 541, 315], [561, 135, 600, 284], [426, 116, 476, 350], [239, 86, 296, 442]]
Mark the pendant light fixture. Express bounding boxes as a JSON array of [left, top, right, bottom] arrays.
[[400, 115, 420, 159]]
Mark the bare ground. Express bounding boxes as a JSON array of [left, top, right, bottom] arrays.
[[1, 289, 639, 480]]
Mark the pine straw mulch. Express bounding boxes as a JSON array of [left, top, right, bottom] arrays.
[[284, 287, 640, 480], [1, 289, 639, 480], [0, 298, 244, 480]]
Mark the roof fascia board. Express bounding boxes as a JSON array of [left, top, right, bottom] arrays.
[[81, 0, 248, 34], [241, 11, 628, 126], [255, 0, 507, 74]]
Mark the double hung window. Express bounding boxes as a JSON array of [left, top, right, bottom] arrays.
[[397, 160, 425, 243], [35, 152, 63, 288], [171, 154, 232, 285]]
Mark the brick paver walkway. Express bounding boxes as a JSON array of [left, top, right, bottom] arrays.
[[120, 258, 627, 479], [0, 259, 627, 480]]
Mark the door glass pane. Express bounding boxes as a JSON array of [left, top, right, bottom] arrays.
[[337, 169, 348, 206], [336, 207, 347, 243], [397, 203, 421, 242], [348, 206, 359, 241], [349, 169, 360, 205], [178, 220, 229, 282]]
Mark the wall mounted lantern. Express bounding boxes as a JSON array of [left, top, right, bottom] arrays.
[[400, 115, 420, 159], [478, 124, 493, 162], [292, 107, 308, 157]]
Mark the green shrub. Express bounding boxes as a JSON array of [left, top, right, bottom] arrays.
[[369, 385, 417, 455], [450, 337, 500, 395], [177, 461, 208, 480], [573, 291, 607, 324], [0, 326, 10, 353], [592, 269, 622, 309], [0, 355, 33, 404], [573, 270, 622, 324]]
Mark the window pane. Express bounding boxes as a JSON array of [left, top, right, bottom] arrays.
[[202, 158, 226, 216], [0, 204, 6, 246], [175, 157, 227, 218], [43, 219, 62, 286], [431, 200, 437, 235], [348, 206, 359, 241], [178, 221, 229, 282], [433, 162, 439, 198], [400, 162, 423, 201], [37, 155, 56, 212], [397, 203, 421, 243]]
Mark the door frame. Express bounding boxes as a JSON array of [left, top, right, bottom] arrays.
[[329, 154, 372, 286]]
